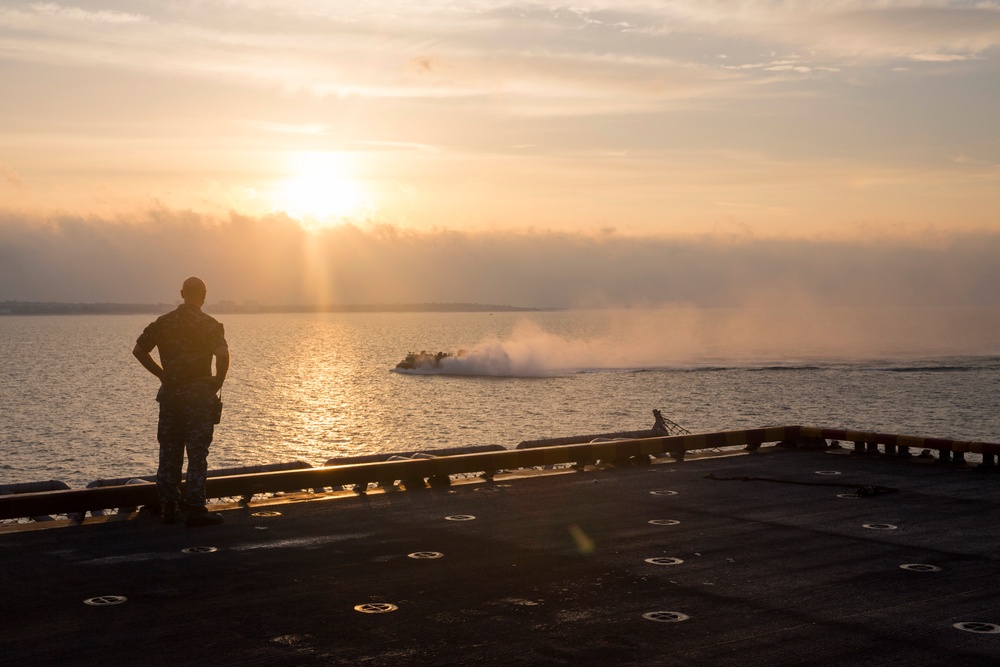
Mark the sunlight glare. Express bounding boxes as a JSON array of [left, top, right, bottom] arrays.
[[272, 151, 367, 227]]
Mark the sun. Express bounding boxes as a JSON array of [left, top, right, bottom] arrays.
[[271, 151, 367, 225]]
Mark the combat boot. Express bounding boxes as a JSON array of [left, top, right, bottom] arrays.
[[185, 506, 224, 527], [161, 501, 179, 525]]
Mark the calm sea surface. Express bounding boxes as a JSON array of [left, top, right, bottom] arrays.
[[1, 308, 999, 488]]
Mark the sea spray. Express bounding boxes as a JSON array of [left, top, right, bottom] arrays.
[[398, 320, 618, 377], [393, 306, 1000, 377]]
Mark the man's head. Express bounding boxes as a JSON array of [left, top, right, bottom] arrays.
[[181, 276, 207, 307]]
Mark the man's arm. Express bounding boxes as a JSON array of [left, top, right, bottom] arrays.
[[213, 346, 230, 390], [132, 343, 164, 380]]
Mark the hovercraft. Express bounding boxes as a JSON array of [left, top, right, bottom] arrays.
[[395, 350, 464, 370]]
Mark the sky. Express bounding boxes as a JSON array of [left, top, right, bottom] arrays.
[[1, 1, 999, 307]]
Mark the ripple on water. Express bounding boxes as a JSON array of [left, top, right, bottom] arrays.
[[2, 309, 998, 486]]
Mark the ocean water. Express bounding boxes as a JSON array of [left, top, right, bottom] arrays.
[[1, 307, 999, 488]]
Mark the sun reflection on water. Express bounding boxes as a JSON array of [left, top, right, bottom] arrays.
[[2, 308, 999, 487]]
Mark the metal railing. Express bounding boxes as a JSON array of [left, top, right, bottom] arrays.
[[2, 424, 997, 522]]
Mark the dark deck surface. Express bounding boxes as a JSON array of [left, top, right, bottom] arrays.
[[3, 447, 999, 666]]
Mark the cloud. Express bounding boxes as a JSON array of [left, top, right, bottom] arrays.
[[910, 52, 981, 62], [2, 1, 996, 118], [0, 165, 23, 188], [24, 2, 149, 25], [1, 207, 998, 309], [236, 120, 332, 135], [355, 140, 443, 153], [643, 1, 1000, 61]]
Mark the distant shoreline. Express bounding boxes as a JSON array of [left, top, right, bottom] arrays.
[[0, 301, 552, 315]]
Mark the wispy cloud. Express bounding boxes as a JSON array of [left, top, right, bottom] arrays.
[[237, 121, 331, 135], [355, 140, 442, 153], [641, 1, 1000, 61], [2, 1, 996, 114], [1, 1, 997, 239], [910, 52, 982, 62], [0, 165, 23, 188], [26, 2, 149, 25]]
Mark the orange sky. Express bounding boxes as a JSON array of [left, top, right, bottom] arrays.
[[2, 1, 999, 236], [1, 2, 999, 305]]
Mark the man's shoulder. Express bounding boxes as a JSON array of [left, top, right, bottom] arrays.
[[192, 309, 226, 342], [155, 307, 183, 323], [199, 311, 223, 326], [143, 306, 181, 330], [194, 310, 224, 334], [152, 306, 222, 330], [137, 306, 182, 346]]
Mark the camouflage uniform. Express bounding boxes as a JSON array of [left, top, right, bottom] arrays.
[[136, 304, 227, 510]]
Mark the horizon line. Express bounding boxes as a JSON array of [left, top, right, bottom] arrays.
[[0, 301, 556, 315]]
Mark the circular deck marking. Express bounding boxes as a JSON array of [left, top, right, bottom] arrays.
[[648, 519, 681, 526], [645, 557, 684, 566], [815, 470, 841, 476], [181, 546, 218, 554], [445, 514, 476, 521], [900, 564, 941, 572], [953, 622, 1000, 634], [84, 595, 127, 607], [650, 490, 678, 496], [643, 611, 689, 623], [354, 603, 398, 614], [251, 511, 281, 517], [408, 551, 444, 559], [862, 523, 898, 531]]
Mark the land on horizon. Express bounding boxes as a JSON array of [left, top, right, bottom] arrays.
[[0, 301, 549, 316]]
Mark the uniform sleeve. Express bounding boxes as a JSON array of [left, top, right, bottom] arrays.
[[211, 322, 228, 350], [135, 320, 159, 352]]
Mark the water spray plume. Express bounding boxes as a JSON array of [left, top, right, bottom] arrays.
[[392, 307, 1000, 378]]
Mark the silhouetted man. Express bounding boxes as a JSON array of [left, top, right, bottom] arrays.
[[133, 276, 230, 526]]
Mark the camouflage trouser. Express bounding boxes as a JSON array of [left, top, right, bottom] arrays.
[[157, 389, 215, 509]]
